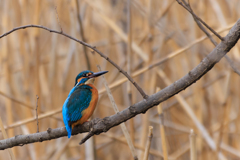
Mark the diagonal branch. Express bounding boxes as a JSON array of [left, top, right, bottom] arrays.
[[0, 25, 148, 99], [180, 0, 240, 76], [181, 0, 218, 45], [176, 0, 224, 41], [0, 18, 240, 150]]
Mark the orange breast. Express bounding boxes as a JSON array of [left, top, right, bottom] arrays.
[[71, 84, 98, 129]]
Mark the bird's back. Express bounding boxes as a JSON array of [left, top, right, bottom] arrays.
[[62, 84, 98, 138]]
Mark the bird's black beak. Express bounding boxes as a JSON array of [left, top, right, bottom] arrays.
[[88, 71, 108, 78]]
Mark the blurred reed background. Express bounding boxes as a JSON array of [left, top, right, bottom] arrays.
[[0, 0, 240, 160]]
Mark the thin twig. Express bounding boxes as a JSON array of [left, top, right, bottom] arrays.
[[176, 0, 224, 41], [80, 131, 94, 145], [0, 25, 148, 99], [181, 0, 218, 45], [54, 6, 63, 33], [36, 95, 39, 133], [181, 0, 240, 76], [143, 126, 153, 160]]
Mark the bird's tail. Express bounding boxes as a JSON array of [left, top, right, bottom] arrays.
[[66, 125, 72, 138], [62, 105, 72, 138]]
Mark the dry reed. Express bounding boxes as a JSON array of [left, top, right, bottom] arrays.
[[0, 0, 239, 160]]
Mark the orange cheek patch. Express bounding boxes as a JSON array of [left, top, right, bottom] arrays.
[[87, 73, 92, 77], [77, 78, 83, 83]]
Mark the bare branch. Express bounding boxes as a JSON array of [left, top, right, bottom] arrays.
[[0, 18, 240, 150], [35, 95, 39, 133], [0, 24, 148, 99], [181, 0, 240, 76], [176, 0, 224, 41]]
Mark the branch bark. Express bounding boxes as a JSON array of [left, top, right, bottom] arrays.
[[0, 19, 240, 150]]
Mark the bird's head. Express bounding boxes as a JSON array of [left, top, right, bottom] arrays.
[[75, 70, 108, 86]]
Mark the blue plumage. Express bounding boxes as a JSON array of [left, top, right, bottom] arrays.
[[62, 98, 72, 138], [62, 70, 108, 138], [62, 85, 92, 138]]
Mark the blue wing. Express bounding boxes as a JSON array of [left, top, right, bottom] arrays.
[[62, 85, 92, 138]]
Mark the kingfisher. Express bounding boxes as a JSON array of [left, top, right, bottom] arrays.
[[62, 70, 108, 138]]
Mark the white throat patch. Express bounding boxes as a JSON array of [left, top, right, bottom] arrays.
[[85, 78, 95, 85]]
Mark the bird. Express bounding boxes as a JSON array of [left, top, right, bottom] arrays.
[[62, 70, 108, 138]]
